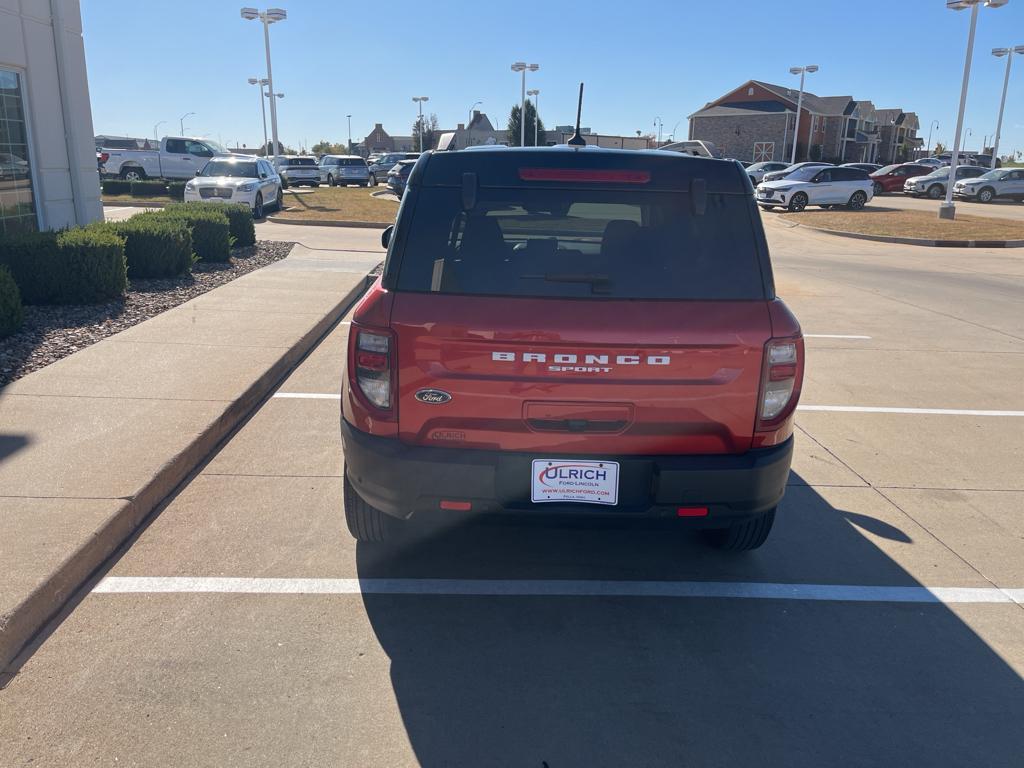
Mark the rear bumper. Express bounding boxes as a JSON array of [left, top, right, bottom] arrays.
[[341, 419, 793, 524]]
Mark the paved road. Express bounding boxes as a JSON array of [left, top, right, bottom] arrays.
[[3, 222, 1023, 766]]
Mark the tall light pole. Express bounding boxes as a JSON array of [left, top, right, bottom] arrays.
[[153, 120, 166, 141], [412, 96, 429, 151], [179, 112, 195, 135], [248, 77, 269, 155], [241, 7, 286, 158], [991, 45, 1024, 168], [527, 89, 539, 146], [467, 100, 482, 147], [941, 0, 1008, 220], [789, 65, 819, 164], [347, 114, 352, 154], [654, 116, 662, 145], [926, 119, 939, 156], [511, 61, 539, 147]]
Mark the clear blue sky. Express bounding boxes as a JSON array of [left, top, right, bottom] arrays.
[[83, 0, 1024, 157]]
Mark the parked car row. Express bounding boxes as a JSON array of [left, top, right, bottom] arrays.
[[756, 165, 874, 212]]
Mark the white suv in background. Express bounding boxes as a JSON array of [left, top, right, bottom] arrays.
[[953, 168, 1024, 203], [757, 165, 874, 212], [184, 157, 281, 218]]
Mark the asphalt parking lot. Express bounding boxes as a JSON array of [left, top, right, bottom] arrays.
[[2, 218, 1023, 766]]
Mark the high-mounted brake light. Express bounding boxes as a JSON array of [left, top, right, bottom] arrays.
[[353, 328, 394, 410], [518, 168, 651, 184], [758, 339, 802, 427]]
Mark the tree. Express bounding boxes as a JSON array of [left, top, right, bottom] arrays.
[[412, 113, 440, 151], [506, 100, 546, 146], [934, 142, 946, 155], [312, 139, 346, 155]]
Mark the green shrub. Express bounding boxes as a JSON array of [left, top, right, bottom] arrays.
[[166, 181, 186, 201], [129, 180, 169, 197], [102, 179, 132, 196], [0, 231, 61, 304], [0, 265, 23, 338], [53, 227, 127, 302], [101, 216, 194, 278], [165, 201, 254, 247], [153, 204, 232, 262]]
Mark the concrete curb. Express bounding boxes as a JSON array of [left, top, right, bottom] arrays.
[[790, 223, 1024, 248], [101, 200, 167, 208], [265, 215, 391, 228], [0, 274, 373, 674]]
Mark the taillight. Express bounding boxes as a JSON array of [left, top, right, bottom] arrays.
[[353, 328, 394, 410], [757, 338, 803, 429]]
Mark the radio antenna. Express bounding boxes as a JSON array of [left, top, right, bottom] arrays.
[[567, 83, 586, 148]]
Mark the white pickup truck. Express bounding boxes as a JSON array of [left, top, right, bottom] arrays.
[[98, 136, 231, 180]]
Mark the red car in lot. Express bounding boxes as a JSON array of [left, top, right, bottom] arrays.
[[341, 147, 804, 551], [869, 163, 936, 195]]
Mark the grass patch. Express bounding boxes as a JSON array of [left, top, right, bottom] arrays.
[[779, 206, 1024, 241], [272, 186, 398, 223], [102, 194, 173, 204]]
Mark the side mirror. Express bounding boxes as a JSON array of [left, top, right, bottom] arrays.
[[381, 225, 394, 249], [194, 170, 201, 176]]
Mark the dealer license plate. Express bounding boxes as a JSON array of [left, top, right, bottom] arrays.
[[531, 459, 619, 505]]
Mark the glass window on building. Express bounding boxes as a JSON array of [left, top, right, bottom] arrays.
[[0, 69, 36, 235]]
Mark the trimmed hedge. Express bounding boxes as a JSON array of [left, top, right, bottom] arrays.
[[129, 179, 169, 197], [0, 229, 126, 304], [0, 264, 23, 338], [101, 178, 133, 196], [167, 181, 186, 201], [151, 204, 232, 262], [164, 201, 254, 248], [99, 216, 194, 278]]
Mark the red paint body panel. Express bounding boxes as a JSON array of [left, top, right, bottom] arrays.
[[870, 164, 935, 193], [387, 293, 775, 455]]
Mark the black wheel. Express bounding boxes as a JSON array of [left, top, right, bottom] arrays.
[[703, 508, 776, 551], [927, 184, 943, 199], [977, 187, 995, 203], [327, 174, 335, 187], [847, 190, 867, 210], [121, 167, 145, 181], [312, 183, 320, 188], [759, 205, 776, 211], [344, 473, 392, 542], [787, 192, 808, 212], [271, 186, 283, 211], [253, 192, 264, 219], [749, 175, 757, 186], [368, 173, 377, 187], [872, 181, 884, 196], [280, 178, 289, 190]]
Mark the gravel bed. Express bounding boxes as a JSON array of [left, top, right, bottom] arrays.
[[0, 241, 294, 387]]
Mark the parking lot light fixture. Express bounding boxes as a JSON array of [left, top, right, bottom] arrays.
[[941, 0, 1007, 220], [153, 120, 166, 141], [788, 65, 818, 164], [467, 100, 482, 146], [179, 112, 195, 135], [241, 7, 286, 159], [926, 119, 939, 156], [248, 78, 269, 156], [991, 46, 1024, 168], [527, 89, 539, 146], [412, 96, 429, 151], [511, 62, 539, 147]]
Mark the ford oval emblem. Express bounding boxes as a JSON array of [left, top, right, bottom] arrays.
[[415, 389, 452, 404]]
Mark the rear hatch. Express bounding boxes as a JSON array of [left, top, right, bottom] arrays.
[[385, 149, 775, 456]]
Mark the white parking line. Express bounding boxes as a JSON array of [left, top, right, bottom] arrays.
[[273, 392, 339, 399], [91, 576, 1024, 605], [798, 405, 1024, 417], [804, 334, 872, 340]]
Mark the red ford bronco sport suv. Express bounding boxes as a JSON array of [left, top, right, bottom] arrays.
[[341, 146, 804, 550]]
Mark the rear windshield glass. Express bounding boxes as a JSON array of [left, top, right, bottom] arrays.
[[336, 158, 365, 166], [394, 188, 765, 300], [286, 158, 317, 166]]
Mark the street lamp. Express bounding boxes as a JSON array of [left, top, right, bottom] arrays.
[[926, 119, 939, 156], [179, 112, 195, 135], [241, 7, 286, 158], [467, 100, 482, 147], [654, 116, 662, 145], [788, 65, 819, 164], [248, 77, 269, 155], [527, 89, 540, 146], [511, 61, 539, 147], [153, 120, 166, 141], [991, 45, 1024, 168], [412, 96, 429, 151], [940, 0, 1008, 220], [347, 114, 352, 154]]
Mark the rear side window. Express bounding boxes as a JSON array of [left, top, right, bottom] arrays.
[[394, 187, 765, 300]]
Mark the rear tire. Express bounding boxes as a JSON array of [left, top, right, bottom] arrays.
[[344, 474, 392, 542], [703, 508, 775, 551], [847, 190, 867, 210], [327, 174, 335, 187], [121, 167, 145, 181], [787, 192, 808, 212], [872, 181, 884, 196], [368, 174, 377, 187]]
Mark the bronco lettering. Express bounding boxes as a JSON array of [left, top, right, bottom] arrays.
[[491, 351, 670, 366]]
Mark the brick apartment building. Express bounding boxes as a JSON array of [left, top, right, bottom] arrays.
[[689, 80, 920, 164]]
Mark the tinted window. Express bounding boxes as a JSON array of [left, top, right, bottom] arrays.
[[338, 158, 366, 166], [832, 168, 867, 181], [186, 141, 213, 157], [287, 157, 317, 166], [201, 160, 257, 177], [394, 188, 765, 300], [165, 139, 187, 154], [813, 170, 832, 183]]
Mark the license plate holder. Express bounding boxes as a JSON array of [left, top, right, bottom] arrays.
[[531, 459, 619, 505]]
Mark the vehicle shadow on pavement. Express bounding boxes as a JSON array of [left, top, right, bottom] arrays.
[[356, 475, 1024, 767]]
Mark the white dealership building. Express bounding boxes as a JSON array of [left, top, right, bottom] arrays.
[[0, 0, 101, 235]]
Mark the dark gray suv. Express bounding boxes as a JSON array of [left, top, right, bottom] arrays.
[[367, 152, 420, 186]]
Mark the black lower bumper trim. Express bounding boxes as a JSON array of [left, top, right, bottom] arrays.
[[341, 420, 793, 523]]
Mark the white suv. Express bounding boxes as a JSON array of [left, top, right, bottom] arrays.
[[953, 168, 1024, 203], [757, 166, 874, 212]]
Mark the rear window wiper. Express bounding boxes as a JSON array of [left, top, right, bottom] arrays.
[[520, 273, 612, 293]]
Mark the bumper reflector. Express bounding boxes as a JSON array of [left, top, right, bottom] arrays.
[[677, 507, 709, 517], [440, 500, 473, 511]]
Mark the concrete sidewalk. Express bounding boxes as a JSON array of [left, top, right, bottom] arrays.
[[0, 238, 379, 672]]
